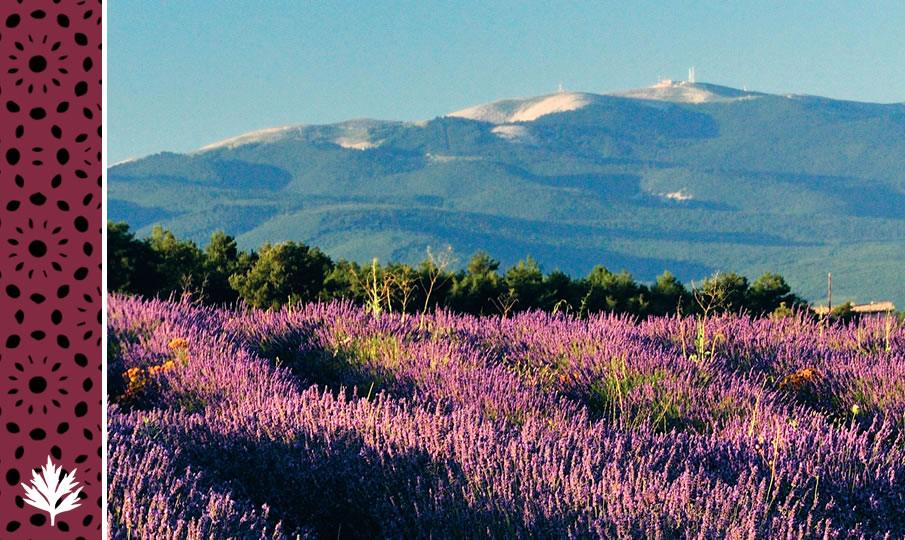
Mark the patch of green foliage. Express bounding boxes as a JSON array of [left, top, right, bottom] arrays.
[[108, 221, 832, 322]]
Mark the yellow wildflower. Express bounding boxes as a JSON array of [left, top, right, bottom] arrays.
[[168, 338, 188, 350], [779, 367, 822, 392]]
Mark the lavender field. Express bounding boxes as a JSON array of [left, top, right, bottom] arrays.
[[107, 295, 905, 538]]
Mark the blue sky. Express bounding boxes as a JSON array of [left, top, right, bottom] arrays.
[[108, 1, 905, 164]]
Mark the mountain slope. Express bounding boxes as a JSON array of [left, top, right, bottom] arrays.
[[108, 81, 905, 306]]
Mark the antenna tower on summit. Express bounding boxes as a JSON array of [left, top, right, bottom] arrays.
[[557, 83, 564, 94], [688, 66, 695, 83]]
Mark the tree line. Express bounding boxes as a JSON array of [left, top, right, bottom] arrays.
[[109, 222, 806, 319]]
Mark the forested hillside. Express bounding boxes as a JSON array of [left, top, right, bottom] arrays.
[[109, 83, 905, 306], [109, 221, 834, 321]]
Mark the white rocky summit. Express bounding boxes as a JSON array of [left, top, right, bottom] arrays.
[[448, 92, 599, 124], [191, 81, 764, 153], [196, 126, 304, 152], [609, 79, 763, 103], [447, 80, 763, 125]]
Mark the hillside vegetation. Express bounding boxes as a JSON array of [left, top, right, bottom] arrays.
[[108, 83, 905, 306], [110, 221, 815, 321], [108, 295, 905, 537]]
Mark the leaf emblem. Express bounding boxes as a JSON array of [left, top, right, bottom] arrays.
[[20, 456, 82, 526]]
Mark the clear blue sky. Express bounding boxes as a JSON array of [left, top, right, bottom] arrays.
[[108, 1, 905, 164]]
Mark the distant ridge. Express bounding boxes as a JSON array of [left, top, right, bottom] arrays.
[[197, 125, 305, 152], [195, 80, 767, 153], [194, 118, 402, 154], [449, 81, 765, 125], [608, 79, 764, 103], [109, 80, 905, 307], [448, 92, 600, 123]]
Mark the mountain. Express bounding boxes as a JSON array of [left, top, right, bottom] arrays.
[[108, 80, 905, 307]]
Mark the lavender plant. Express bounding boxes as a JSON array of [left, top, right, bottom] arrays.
[[107, 294, 905, 538]]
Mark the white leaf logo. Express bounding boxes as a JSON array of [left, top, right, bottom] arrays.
[[20, 456, 83, 527]]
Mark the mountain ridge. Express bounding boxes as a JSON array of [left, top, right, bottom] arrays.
[[186, 80, 895, 156], [108, 80, 905, 306]]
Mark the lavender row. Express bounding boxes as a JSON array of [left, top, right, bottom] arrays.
[[107, 295, 905, 537]]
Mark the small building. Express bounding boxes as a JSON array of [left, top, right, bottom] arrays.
[[812, 301, 897, 317]]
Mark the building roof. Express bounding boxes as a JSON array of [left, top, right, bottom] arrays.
[[812, 301, 896, 315]]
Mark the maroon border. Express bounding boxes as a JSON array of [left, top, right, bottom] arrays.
[[0, 1, 102, 537]]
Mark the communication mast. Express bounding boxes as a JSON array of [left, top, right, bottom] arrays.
[[688, 66, 695, 83], [557, 83, 564, 94]]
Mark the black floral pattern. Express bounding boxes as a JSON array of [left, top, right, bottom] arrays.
[[0, 1, 101, 536], [5, 34, 67, 95]]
